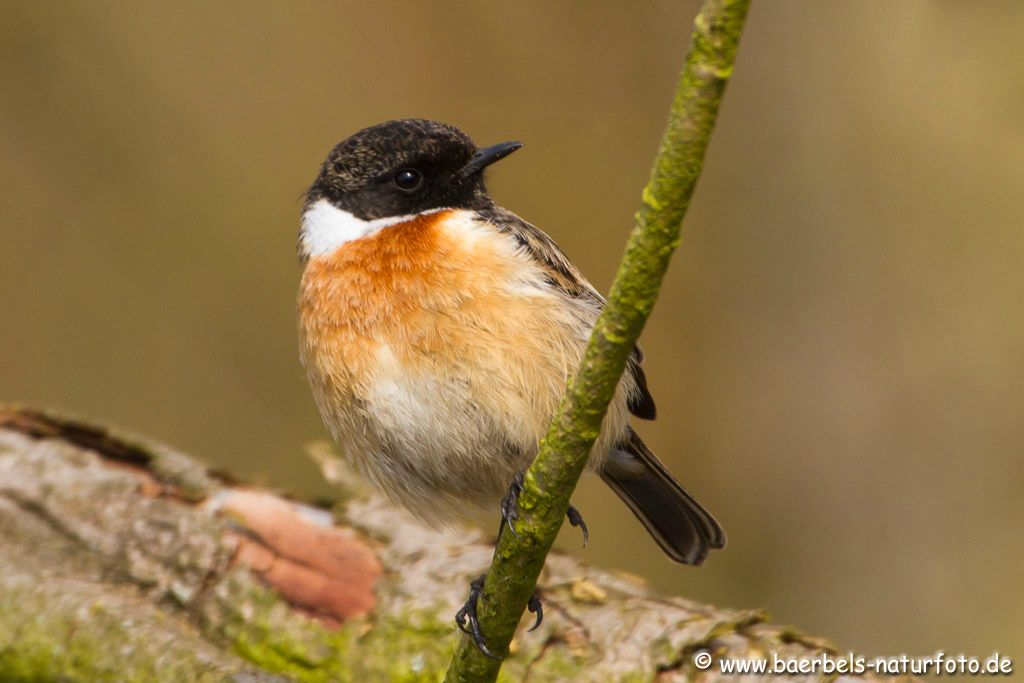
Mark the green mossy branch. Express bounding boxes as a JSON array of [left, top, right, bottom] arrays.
[[443, 1, 752, 680]]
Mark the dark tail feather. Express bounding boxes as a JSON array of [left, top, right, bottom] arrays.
[[601, 429, 726, 565]]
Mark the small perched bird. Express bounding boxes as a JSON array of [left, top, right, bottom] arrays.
[[297, 119, 725, 648]]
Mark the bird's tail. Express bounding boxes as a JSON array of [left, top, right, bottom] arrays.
[[601, 429, 726, 565]]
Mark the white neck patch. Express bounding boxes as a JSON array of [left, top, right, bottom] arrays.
[[300, 199, 441, 258]]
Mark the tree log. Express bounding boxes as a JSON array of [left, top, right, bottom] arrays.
[[0, 406, 893, 682]]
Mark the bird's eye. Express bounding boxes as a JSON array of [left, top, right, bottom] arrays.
[[393, 168, 423, 192]]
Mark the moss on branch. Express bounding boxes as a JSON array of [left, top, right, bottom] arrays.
[[444, 1, 752, 680], [1, 406, 892, 682]]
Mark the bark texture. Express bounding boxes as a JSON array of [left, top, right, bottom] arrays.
[[0, 406, 900, 682]]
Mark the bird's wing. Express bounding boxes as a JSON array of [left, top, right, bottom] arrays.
[[477, 205, 657, 420]]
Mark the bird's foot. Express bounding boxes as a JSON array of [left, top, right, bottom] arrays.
[[500, 474, 588, 547], [455, 575, 499, 658], [455, 573, 544, 658], [499, 472, 525, 538]]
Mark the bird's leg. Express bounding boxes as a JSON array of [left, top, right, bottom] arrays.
[[500, 473, 588, 546], [456, 474, 584, 655], [455, 573, 544, 658]]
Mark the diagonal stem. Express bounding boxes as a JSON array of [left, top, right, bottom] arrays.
[[444, 1, 752, 680]]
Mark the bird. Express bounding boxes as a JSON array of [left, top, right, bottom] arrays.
[[296, 118, 725, 652]]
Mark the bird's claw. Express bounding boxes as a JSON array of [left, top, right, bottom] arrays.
[[502, 475, 587, 549], [527, 591, 544, 632], [500, 472, 525, 539], [566, 504, 589, 547], [455, 575, 500, 659], [454, 574, 545, 655]]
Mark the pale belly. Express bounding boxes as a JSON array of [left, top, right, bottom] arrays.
[[298, 210, 634, 520]]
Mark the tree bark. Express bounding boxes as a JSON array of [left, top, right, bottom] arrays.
[[0, 406, 896, 682]]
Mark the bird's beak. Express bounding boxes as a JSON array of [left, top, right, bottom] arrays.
[[458, 140, 523, 178]]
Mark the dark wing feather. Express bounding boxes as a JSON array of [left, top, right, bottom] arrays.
[[477, 205, 656, 420], [627, 357, 657, 419], [602, 428, 725, 565]]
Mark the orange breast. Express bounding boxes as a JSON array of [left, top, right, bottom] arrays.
[[297, 208, 632, 499], [300, 210, 447, 381], [298, 209, 548, 385]]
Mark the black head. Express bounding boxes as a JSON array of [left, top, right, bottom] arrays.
[[306, 119, 521, 221]]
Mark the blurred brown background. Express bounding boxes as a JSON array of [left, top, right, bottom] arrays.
[[2, 0, 1022, 663]]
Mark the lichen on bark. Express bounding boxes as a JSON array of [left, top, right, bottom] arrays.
[[0, 406, 897, 681]]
